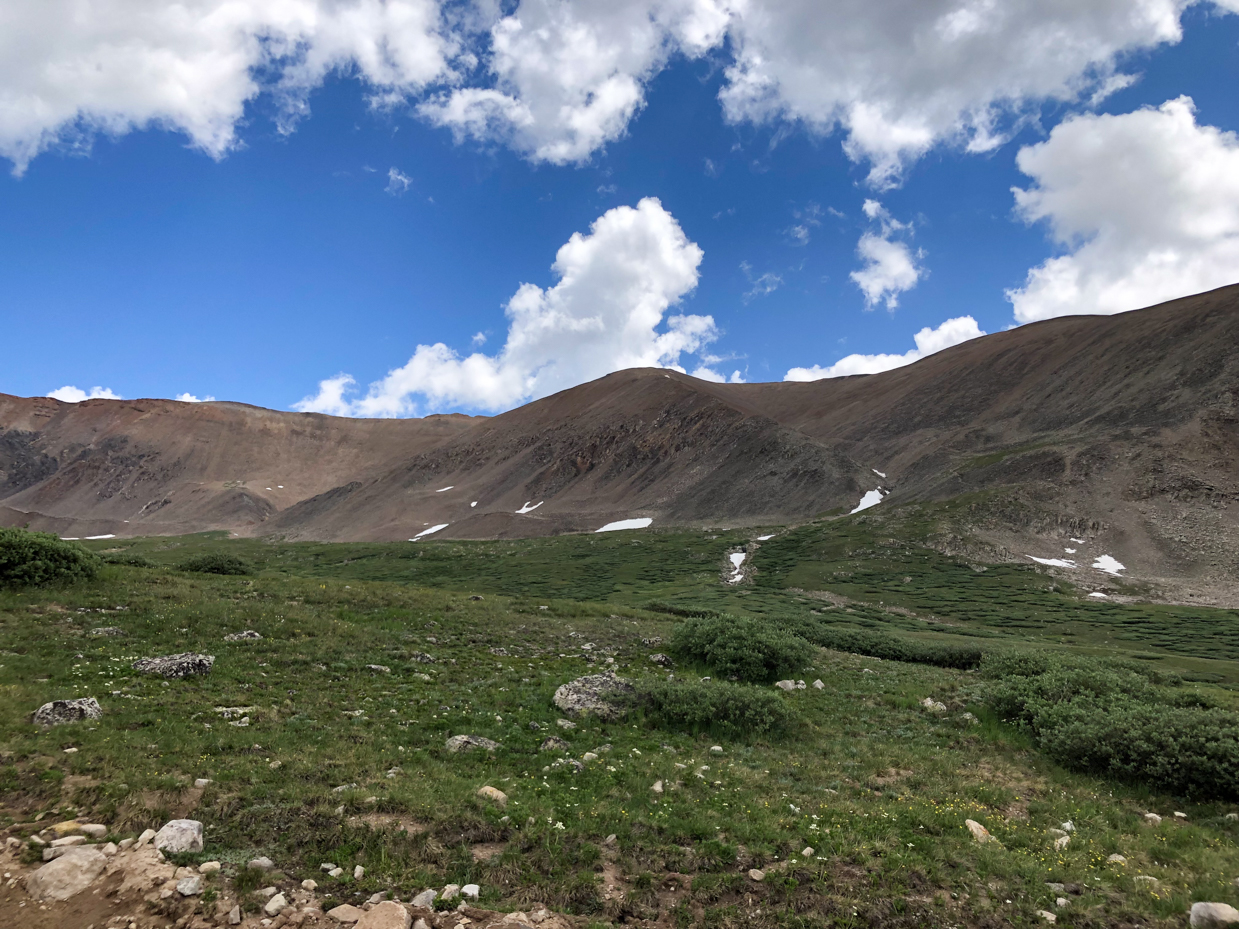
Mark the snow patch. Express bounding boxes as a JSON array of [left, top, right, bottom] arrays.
[[756, 534, 775, 541], [1028, 555, 1077, 568], [436, 486, 454, 492], [516, 501, 543, 514], [850, 489, 885, 514], [410, 524, 449, 540], [1064, 548, 1076, 554], [596, 517, 653, 533], [872, 469, 886, 478], [727, 551, 747, 583], [470, 501, 477, 507], [1089, 592, 1109, 599], [1093, 555, 1126, 575], [1070, 537, 1087, 544], [84, 534, 116, 540]]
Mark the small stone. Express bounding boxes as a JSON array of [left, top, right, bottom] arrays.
[[328, 905, 365, 923], [441, 884, 461, 901], [32, 697, 102, 728], [265, 892, 289, 916], [1190, 902, 1239, 928], [177, 876, 204, 896], [540, 737, 570, 752], [812, 680, 824, 690], [194, 778, 212, 788], [249, 856, 275, 871], [582, 752, 598, 762], [748, 869, 765, 882], [354, 865, 365, 880], [603, 834, 617, 847], [649, 654, 674, 668], [199, 861, 222, 874], [477, 786, 508, 807], [357, 901, 412, 929], [1045, 883, 1065, 893], [229, 905, 242, 925], [802, 847, 814, 857], [445, 735, 500, 753], [100, 842, 118, 856], [710, 745, 723, 754], [153, 819, 204, 853], [774, 680, 796, 691], [302, 879, 318, 890], [965, 819, 994, 844], [28, 834, 46, 846], [920, 697, 947, 712], [1107, 854, 1126, 864], [1054, 835, 1070, 851], [1060, 821, 1075, 832], [366, 665, 392, 673], [224, 630, 263, 642], [410, 890, 437, 908], [414, 921, 430, 929], [556, 718, 576, 730], [118, 838, 135, 850], [369, 892, 388, 905], [1134, 875, 1159, 885], [1227, 813, 1239, 822], [1174, 811, 1188, 820], [321, 862, 338, 872], [329, 867, 344, 877], [1144, 813, 1162, 825], [79, 824, 107, 839], [257, 886, 278, 899], [51, 835, 87, 848], [462, 884, 479, 900], [1056, 897, 1069, 908], [1035, 911, 1057, 924]]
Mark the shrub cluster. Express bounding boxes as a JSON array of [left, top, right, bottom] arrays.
[[178, 553, 252, 576], [671, 615, 812, 684], [0, 528, 101, 588], [982, 652, 1239, 798], [644, 601, 722, 619], [779, 618, 984, 670], [637, 679, 796, 739], [103, 551, 155, 568]]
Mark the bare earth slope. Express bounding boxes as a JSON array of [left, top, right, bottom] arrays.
[[1, 284, 1237, 587]]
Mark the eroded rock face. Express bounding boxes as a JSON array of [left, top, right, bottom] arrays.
[[552, 672, 635, 720], [132, 653, 215, 678], [25, 847, 107, 901], [32, 697, 102, 728]]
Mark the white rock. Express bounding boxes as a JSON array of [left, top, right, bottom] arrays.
[[1144, 813, 1162, 825], [410, 889, 437, 908], [652, 780, 663, 794], [920, 697, 947, 712], [748, 869, 765, 882], [153, 819, 204, 853], [1056, 897, 1069, 908], [462, 883, 479, 900], [329, 867, 344, 877], [100, 842, 118, 856], [582, 752, 598, 762], [177, 875, 204, 896], [118, 838, 135, 850], [257, 886, 278, 899], [802, 846, 814, 857], [357, 901, 412, 929], [1035, 911, 1057, 923], [812, 680, 824, 690], [194, 778, 212, 788], [965, 819, 995, 844], [265, 892, 288, 916], [477, 786, 508, 807], [322, 862, 338, 872], [441, 883, 461, 901], [25, 848, 107, 901], [199, 860, 221, 874], [1191, 902, 1239, 928], [79, 824, 108, 839], [249, 856, 275, 871], [1107, 854, 1126, 863], [1174, 811, 1188, 820], [1060, 821, 1075, 832], [1054, 835, 1070, 851], [710, 746, 724, 754], [51, 835, 86, 848], [303, 879, 319, 890], [774, 680, 796, 691], [229, 904, 242, 924], [354, 864, 365, 879]]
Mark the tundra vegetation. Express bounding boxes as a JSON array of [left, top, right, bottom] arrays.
[[3, 502, 1239, 927]]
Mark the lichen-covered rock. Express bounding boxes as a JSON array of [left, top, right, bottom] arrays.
[[223, 630, 262, 642], [132, 653, 214, 678], [32, 697, 101, 728], [89, 627, 126, 637], [445, 734, 500, 753], [540, 737, 570, 752], [552, 672, 635, 720]]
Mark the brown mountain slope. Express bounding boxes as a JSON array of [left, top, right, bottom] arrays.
[[1, 284, 1237, 590], [0, 395, 480, 537]]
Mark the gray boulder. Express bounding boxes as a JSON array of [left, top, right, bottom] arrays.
[[1192, 903, 1239, 928], [224, 630, 262, 642], [25, 847, 107, 901], [445, 735, 500, 753], [552, 672, 635, 720], [153, 819, 204, 853], [540, 736, 570, 752], [32, 697, 102, 728], [132, 653, 215, 678]]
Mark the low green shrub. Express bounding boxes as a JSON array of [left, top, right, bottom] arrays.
[[0, 528, 100, 588], [637, 679, 797, 739], [645, 601, 722, 619], [670, 615, 812, 683], [983, 653, 1239, 798], [782, 620, 983, 670], [178, 553, 252, 576]]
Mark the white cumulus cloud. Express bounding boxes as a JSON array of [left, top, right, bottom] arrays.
[[174, 393, 216, 403], [47, 385, 122, 402], [295, 197, 712, 416], [850, 200, 923, 309], [1008, 96, 1239, 323], [0, 0, 456, 174], [784, 315, 984, 381]]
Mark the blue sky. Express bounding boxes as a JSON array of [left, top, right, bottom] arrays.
[[2, 1, 1239, 415]]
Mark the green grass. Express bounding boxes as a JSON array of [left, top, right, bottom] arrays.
[[2, 508, 1239, 927]]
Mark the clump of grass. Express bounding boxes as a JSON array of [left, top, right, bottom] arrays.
[[178, 553, 252, 575], [637, 679, 797, 739], [103, 551, 156, 568], [644, 601, 722, 619], [0, 527, 100, 588], [670, 615, 812, 684]]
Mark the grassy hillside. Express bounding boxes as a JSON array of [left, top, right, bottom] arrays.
[[3, 507, 1239, 927]]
